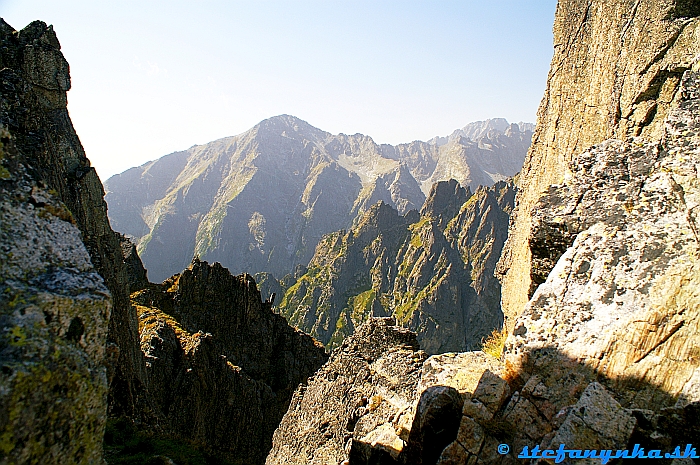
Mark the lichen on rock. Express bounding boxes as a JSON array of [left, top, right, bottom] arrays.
[[266, 318, 426, 465], [498, 0, 700, 330], [0, 126, 110, 463], [0, 18, 146, 418]]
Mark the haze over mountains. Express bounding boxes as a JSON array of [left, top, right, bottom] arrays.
[[105, 116, 532, 282]]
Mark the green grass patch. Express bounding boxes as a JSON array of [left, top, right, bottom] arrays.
[[350, 289, 376, 324]]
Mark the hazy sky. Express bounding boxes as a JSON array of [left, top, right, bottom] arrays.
[[1, 1, 557, 181]]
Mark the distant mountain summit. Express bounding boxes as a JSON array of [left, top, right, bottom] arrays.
[[105, 116, 532, 282]]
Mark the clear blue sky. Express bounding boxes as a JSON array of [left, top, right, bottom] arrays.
[[1, 0, 557, 180]]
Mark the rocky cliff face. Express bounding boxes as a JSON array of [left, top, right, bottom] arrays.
[[497, 0, 700, 329], [105, 116, 530, 282], [277, 179, 514, 354], [132, 259, 328, 463], [0, 119, 111, 464], [0, 17, 144, 422], [509, 67, 700, 414], [267, 3, 700, 464], [434, 67, 700, 465]]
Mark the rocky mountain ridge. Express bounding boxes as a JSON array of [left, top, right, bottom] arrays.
[[105, 115, 531, 282], [272, 178, 514, 354], [0, 118, 110, 464], [130, 258, 327, 463], [0, 18, 144, 462]]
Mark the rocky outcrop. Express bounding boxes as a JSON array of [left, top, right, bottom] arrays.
[[508, 68, 700, 411], [265, 318, 516, 465], [497, 0, 700, 329], [132, 259, 328, 464], [434, 68, 700, 465], [0, 118, 110, 460], [105, 116, 531, 282], [118, 233, 149, 292], [277, 179, 514, 353], [266, 318, 427, 465], [0, 19, 145, 416]]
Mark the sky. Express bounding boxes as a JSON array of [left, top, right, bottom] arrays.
[[1, 1, 558, 181]]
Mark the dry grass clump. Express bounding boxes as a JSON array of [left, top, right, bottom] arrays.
[[481, 328, 507, 359]]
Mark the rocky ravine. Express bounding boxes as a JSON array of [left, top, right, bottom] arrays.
[[105, 116, 531, 282], [4, 1, 700, 463], [273, 178, 514, 354]]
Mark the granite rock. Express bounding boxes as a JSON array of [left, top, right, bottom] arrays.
[[0, 123, 110, 463], [266, 318, 426, 465], [0, 18, 145, 416], [498, 0, 700, 330]]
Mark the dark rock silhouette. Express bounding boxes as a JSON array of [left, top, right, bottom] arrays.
[[133, 258, 328, 463]]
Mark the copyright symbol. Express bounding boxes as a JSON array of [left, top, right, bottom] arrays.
[[498, 444, 510, 455]]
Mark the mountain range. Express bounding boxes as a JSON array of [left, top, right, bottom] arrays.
[[4, 2, 700, 463], [105, 116, 532, 282], [260, 179, 514, 354]]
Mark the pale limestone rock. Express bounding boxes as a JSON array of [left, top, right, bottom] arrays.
[[454, 416, 485, 455], [417, 351, 503, 396], [503, 393, 553, 441], [498, 0, 700, 330], [545, 383, 636, 453], [462, 396, 494, 423]]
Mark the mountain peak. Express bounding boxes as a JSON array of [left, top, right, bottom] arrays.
[[106, 116, 530, 281], [254, 114, 322, 135], [421, 179, 471, 226]]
